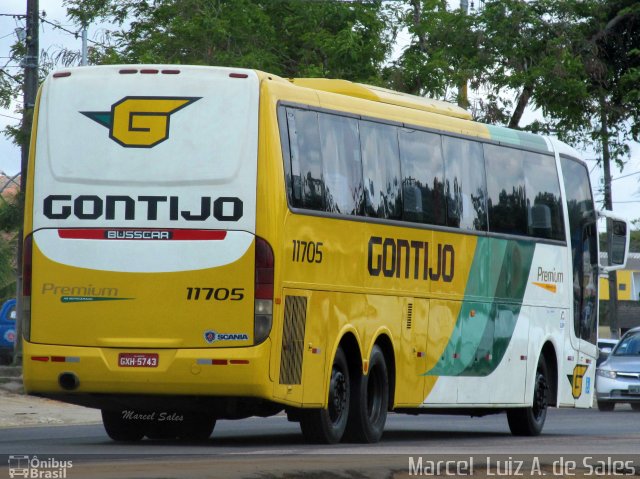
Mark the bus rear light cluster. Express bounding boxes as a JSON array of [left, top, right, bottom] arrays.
[[118, 69, 181, 75], [22, 235, 33, 342], [254, 237, 274, 345], [196, 359, 250, 366], [31, 356, 80, 363]]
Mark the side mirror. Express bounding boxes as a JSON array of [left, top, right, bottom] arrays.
[[598, 211, 630, 273]]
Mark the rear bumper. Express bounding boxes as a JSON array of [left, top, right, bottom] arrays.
[[23, 339, 273, 400]]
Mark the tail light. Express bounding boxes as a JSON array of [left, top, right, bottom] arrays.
[[254, 237, 274, 345], [22, 235, 33, 341]]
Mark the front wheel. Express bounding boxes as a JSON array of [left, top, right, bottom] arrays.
[[299, 347, 350, 444], [597, 401, 615, 412], [345, 344, 389, 443], [507, 357, 549, 436]]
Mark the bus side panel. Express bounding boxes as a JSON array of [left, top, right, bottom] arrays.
[[396, 296, 428, 407]]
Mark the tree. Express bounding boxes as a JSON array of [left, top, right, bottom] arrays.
[[62, 0, 398, 84], [390, 0, 639, 163]]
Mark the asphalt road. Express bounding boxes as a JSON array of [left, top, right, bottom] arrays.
[[1, 406, 639, 478]]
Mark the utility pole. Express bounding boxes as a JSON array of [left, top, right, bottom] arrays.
[[458, 0, 469, 109], [81, 24, 88, 66], [600, 94, 619, 339], [14, 0, 39, 364]]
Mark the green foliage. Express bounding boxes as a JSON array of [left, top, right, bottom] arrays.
[[391, 0, 639, 175], [62, 0, 398, 83], [0, 195, 20, 298], [631, 230, 640, 253]]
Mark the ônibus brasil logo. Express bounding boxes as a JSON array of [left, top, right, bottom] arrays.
[[81, 96, 200, 148]]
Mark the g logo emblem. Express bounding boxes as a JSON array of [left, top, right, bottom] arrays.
[[81, 96, 200, 148], [571, 364, 588, 399]]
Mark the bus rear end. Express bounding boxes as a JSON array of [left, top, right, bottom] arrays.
[[22, 65, 273, 439]]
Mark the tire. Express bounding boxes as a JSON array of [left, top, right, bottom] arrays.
[[629, 403, 640, 412], [299, 347, 350, 444], [345, 344, 389, 443], [178, 414, 216, 441], [145, 418, 182, 440], [507, 357, 549, 436], [101, 410, 145, 442], [597, 401, 615, 412]]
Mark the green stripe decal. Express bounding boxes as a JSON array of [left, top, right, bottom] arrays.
[[61, 296, 133, 303], [486, 124, 551, 153], [425, 238, 535, 377]]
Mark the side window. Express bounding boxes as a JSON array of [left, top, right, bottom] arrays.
[[318, 113, 364, 216], [443, 137, 487, 231], [285, 108, 324, 210], [484, 144, 527, 236], [398, 129, 446, 225], [523, 152, 564, 240], [360, 121, 402, 219], [561, 156, 598, 345]]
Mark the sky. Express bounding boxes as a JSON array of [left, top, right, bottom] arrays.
[[1, 0, 639, 222]]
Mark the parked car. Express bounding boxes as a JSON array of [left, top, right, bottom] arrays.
[[0, 298, 16, 365], [597, 338, 619, 366], [595, 326, 640, 411]]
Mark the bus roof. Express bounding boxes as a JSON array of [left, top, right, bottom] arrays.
[[289, 78, 472, 120]]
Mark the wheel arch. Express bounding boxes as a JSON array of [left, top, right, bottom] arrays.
[[337, 331, 362, 391], [540, 340, 558, 406]]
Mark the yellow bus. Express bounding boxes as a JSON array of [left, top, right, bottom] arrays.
[[22, 65, 629, 443]]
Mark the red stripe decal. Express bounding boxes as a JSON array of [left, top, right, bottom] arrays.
[[58, 229, 227, 240]]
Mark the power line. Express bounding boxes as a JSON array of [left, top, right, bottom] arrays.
[[39, 16, 109, 48], [611, 170, 640, 182], [0, 112, 21, 121]]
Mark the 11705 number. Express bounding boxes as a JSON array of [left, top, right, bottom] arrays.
[[186, 287, 244, 301], [292, 240, 323, 263]]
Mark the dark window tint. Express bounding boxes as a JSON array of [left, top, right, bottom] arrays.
[[318, 113, 364, 216], [398, 129, 446, 225], [286, 108, 324, 210], [443, 137, 487, 231], [484, 144, 527, 235], [523, 152, 564, 240], [561, 156, 598, 345], [360, 121, 402, 219]]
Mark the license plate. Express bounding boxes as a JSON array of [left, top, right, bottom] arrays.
[[118, 353, 159, 368], [629, 386, 640, 394]]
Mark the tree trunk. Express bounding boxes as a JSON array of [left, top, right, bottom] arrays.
[[508, 85, 533, 129]]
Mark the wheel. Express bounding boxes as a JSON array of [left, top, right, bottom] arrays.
[[629, 403, 640, 412], [101, 410, 145, 442], [345, 344, 389, 443], [597, 401, 615, 412], [299, 347, 350, 444], [178, 413, 216, 441], [145, 419, 181, 440], [507, 357, 549, 436]]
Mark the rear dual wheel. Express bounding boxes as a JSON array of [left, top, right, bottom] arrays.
[[345, 345, 389, 443], [299, 345, 389, 444], [300, 347, 350, 444]]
